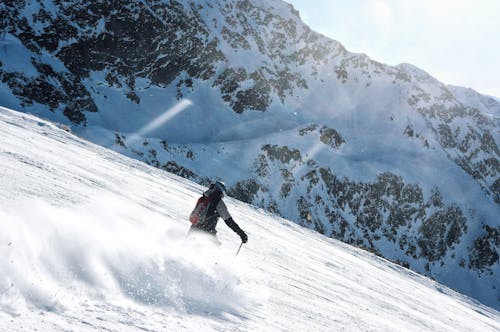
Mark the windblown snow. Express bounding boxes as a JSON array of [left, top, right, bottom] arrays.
[[0, 107, 498, 331]]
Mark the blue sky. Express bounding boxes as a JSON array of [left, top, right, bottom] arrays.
[[286, 0, 500, 98]]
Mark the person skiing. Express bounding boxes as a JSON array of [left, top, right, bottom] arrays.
[[189, 181, 248, 245]]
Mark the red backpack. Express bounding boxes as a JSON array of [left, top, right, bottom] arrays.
[[189, 196, 211, 225]]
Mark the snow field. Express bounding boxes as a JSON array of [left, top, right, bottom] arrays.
[[0, 107, 499, 331]]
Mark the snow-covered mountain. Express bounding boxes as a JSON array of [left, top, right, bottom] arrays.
[[0, 0, 499, 309], [1, 106, 500, 331]]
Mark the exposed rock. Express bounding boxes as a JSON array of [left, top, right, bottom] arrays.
[[319, 126, 345, 149], [469, 225, 500, 272], [262, 144, 302, 164]]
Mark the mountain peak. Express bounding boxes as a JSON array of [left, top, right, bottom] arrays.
[[396, 62, 438, 83]]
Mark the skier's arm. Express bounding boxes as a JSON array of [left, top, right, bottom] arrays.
[[224, 218, 247, 243], [217, 200, 248, 243]]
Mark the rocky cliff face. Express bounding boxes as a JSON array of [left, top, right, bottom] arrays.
[[1, 0, 499, 308]]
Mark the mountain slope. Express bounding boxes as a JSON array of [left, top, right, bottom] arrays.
[[1, 106, 500, 331], [0, 0, 499, 309]]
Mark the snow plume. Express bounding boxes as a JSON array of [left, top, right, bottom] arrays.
[[0, 195, 258, 318]]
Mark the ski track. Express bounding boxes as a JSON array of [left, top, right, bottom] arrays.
[[0, 107, 499, 331]]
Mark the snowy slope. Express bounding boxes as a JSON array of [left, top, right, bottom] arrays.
[[1, 0, 499, 311], [1, 107, 499, 331]]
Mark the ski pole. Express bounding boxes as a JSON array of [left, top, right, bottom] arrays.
[[235, 242, 243, 257]]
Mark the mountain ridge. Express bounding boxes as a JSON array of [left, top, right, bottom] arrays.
[[0, 0, 499, 309]]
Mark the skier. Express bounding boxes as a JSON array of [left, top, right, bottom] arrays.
[[189, 181, 248, 245]]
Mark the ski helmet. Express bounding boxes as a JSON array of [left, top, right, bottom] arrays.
[[213, 181, 226, 193]]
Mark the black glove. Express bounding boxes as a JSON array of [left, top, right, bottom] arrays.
[[240, 231, 248, 243]]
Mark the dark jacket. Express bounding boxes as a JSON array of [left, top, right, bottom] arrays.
[[190, 187, 245, 238]]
